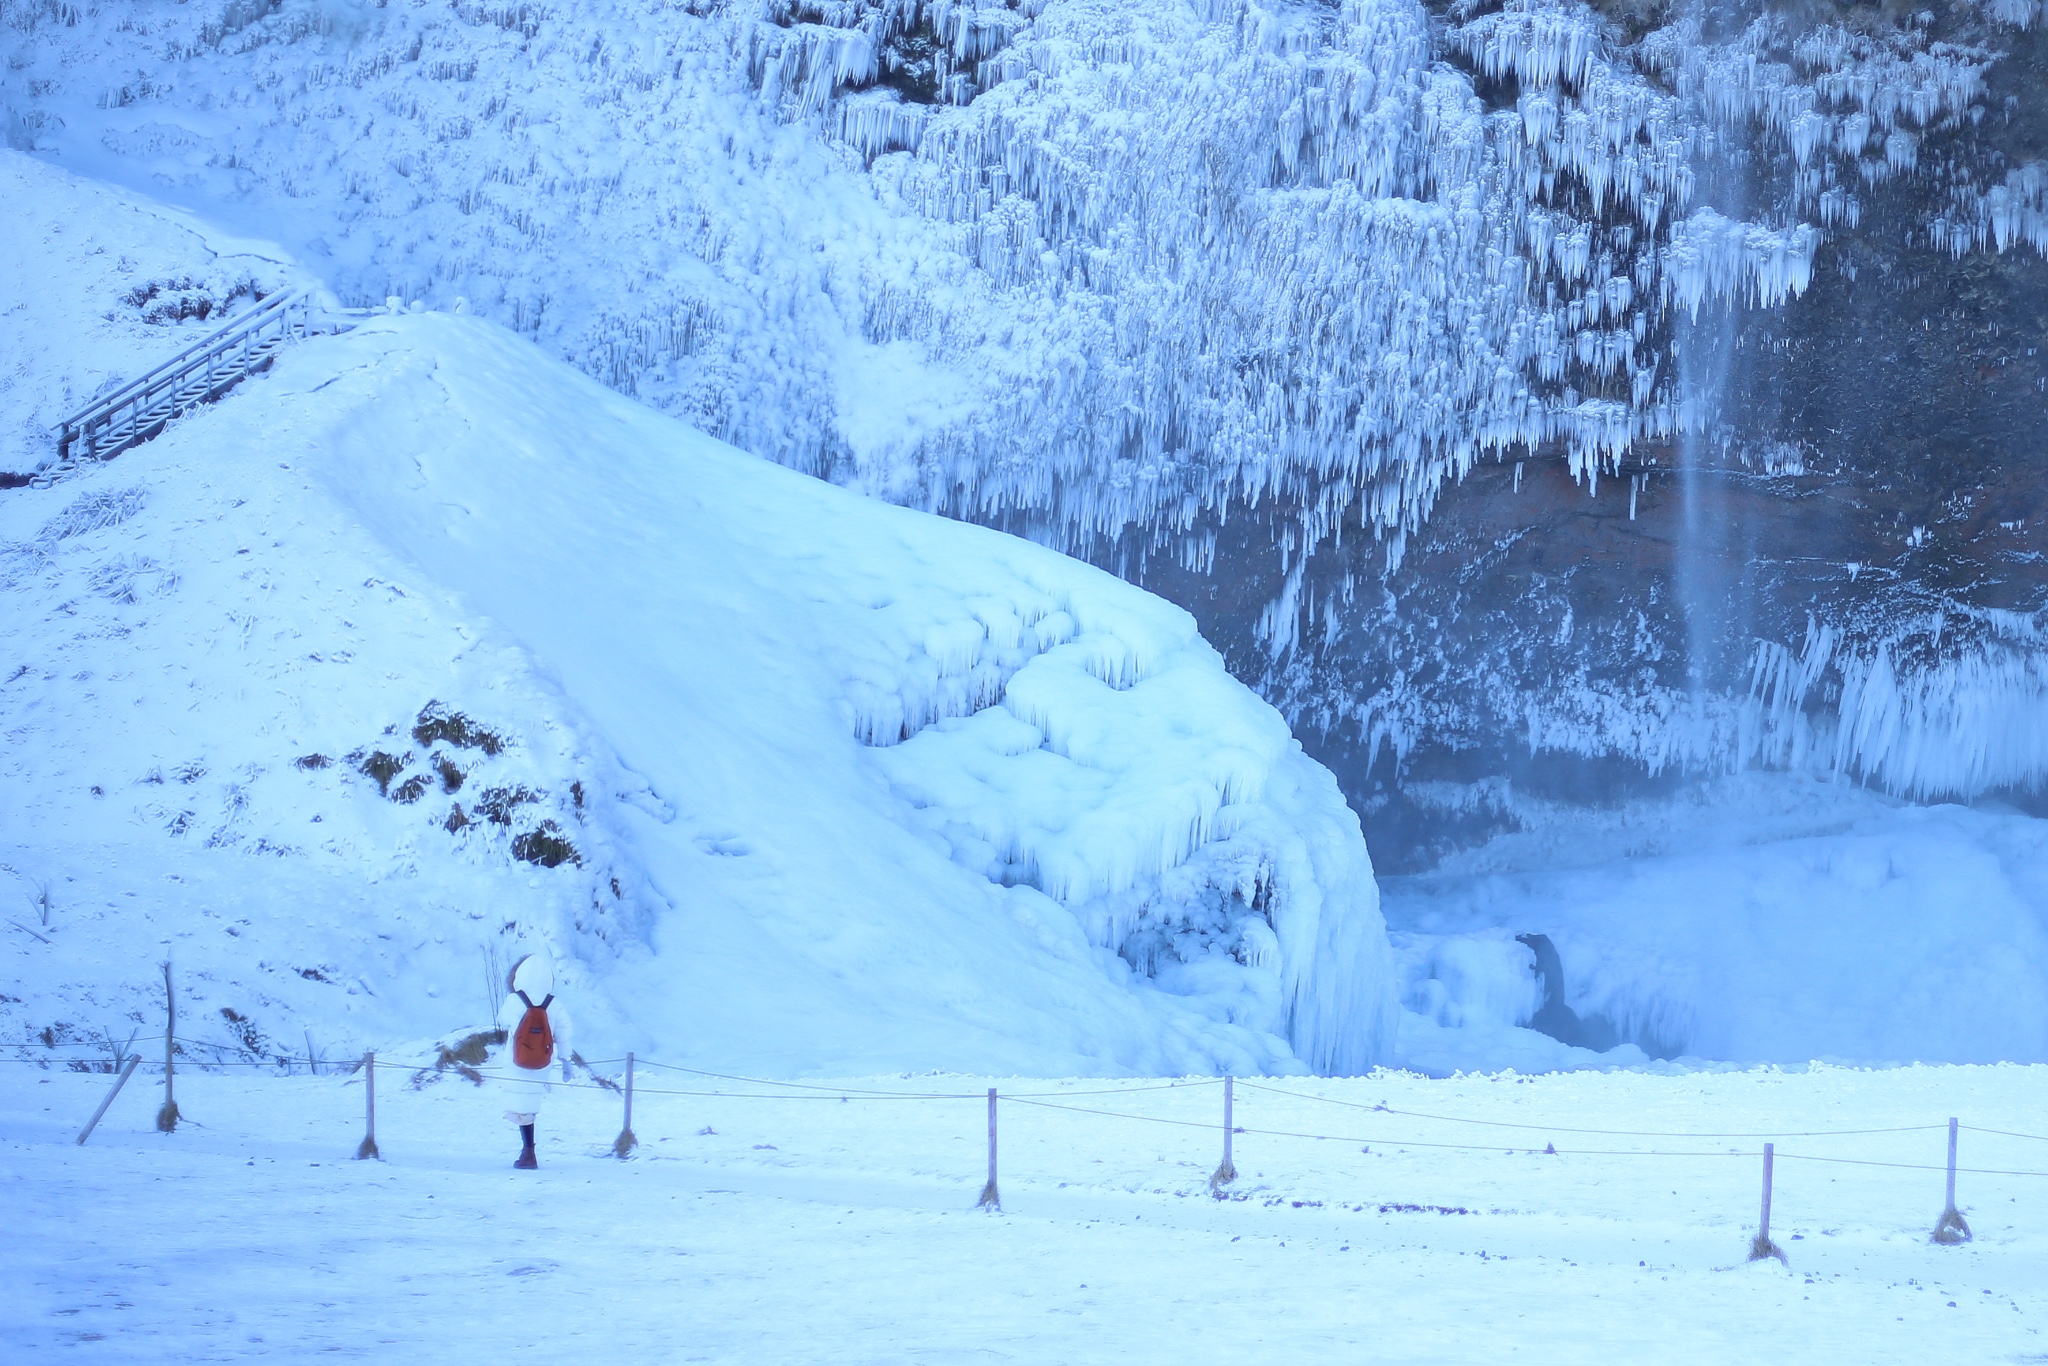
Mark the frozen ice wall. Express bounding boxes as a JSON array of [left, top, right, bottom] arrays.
[[1742, 612, 2048, 802], [9, 0, 2032, 536]]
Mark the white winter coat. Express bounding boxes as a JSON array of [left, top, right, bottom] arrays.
[[498, 951, 574, 1121]]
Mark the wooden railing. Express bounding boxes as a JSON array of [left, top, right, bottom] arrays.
[[52, 290, 359, 471]]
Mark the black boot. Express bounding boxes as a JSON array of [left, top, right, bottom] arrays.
[[515, 1122, 537, 1169]]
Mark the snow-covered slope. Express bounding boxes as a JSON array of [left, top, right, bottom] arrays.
[[0, 159, 1394, 1075], [9, 0, 2048, 837], [0, 153, 314, 476]]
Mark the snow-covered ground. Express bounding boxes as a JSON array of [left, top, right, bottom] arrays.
[[0, 152, 312, 475], [6, 1059, 2047, 1361]]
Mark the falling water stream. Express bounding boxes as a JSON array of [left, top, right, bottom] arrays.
[[1673, 0, 1758, 704]]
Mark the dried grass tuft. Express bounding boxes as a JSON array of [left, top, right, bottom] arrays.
[[1931, 1207, 1972, 1245]]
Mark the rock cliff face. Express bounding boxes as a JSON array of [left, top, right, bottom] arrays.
[[1098, 5, 2048, 870], [1132, 218, 2048, 870]]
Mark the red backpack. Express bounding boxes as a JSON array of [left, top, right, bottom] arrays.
[[511, 990, 555, 1070]]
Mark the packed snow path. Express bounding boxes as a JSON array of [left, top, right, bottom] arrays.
[[6, 1064, 2046, 1362]]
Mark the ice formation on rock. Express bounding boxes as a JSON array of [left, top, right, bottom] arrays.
[[5, 0, 2046, 806], [9, 0, 2032, 541], [1744, 612, 2048, 802], [1, 141, 1400, 1072], [1383, 776, 2048, 1065]]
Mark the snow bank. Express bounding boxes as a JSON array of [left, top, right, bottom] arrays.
[[0, 197, 1393, 1074]]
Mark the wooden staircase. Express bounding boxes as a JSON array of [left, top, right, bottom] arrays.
[[41, 290, 358, 486]]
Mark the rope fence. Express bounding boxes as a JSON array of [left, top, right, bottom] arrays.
[[12, 1032, 2047, 1259], [1233, 1080, 1957, 1139]]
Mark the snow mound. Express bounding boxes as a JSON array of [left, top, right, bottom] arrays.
[[1, 294, 1393, 1075], [295, 311, 1395, 1073]]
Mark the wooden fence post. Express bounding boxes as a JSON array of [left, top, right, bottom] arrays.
[[77, 1055, 142, 1146], [977, 1088, 1000, 1211], [354, 1052, 379, 1160], [155, 959, 180, 1133], [1210, 1076, 1238, 1193], [613, 1052, 639, 1158], [1748, 1142, 1785, 1262], [1933, 1117, 1971, 1244]]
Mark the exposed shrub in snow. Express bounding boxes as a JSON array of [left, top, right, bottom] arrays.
[[355, 749, 409, 796], [87, 553, 172, 604], [412, 701, 506, 755], [120, 274, 261, 326], [512, 822, 582, 869], [473, 784, 540, 826]]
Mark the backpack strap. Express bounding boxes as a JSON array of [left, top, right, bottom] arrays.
[[516, 989, 534, 1009]]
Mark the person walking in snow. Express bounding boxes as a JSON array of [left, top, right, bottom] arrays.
[[499, 950, 572, 1170]]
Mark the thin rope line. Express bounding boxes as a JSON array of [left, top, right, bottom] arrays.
[[1007, 1096, 1748, 1157], [1239, 1126, 2048, 1172], [1003, 1080, 1224, 1099], [1003, 1096, 1229, 1131], [2, 1055, 327, 1068], [1775, 1151, 2048, 1178], [1236, 1081, 1949, 1140], [470, 1070, 981, 1099], [631, 1060, 995, 1097], [1241, 1126, 1744, 1159], [1961, 1125, 2048, 1143], [1008, 1096, 2048, 1169], [37, 1055, 2048, 1175], [23, 1044, 2044, 1159], [631, 1059, 1220, 1100]]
